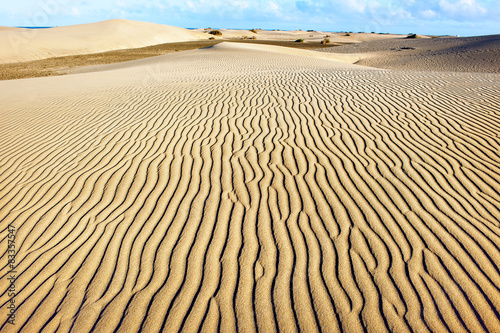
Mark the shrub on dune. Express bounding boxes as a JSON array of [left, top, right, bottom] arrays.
[[209, 30, 222, 36], [250, 29, 258, 34], [321, 38, 330, 44], [295, 39, 304, 42]]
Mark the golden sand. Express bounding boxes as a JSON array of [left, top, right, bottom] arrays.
[[1, 41, 499, 332]]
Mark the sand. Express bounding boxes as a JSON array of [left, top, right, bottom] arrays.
[[1, 42, 500, 332], [320, 34, 500, 73], [0, 40, 222, 81], [0, 40, 354, 81], [0, 19, 208, 64], [0, 19, 406, 80], [198, 28, 403, 44]]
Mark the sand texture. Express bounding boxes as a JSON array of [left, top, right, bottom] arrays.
[[0, 20, 208, 64], [1, 42, 500, 332], [320, 35, 500, 73]]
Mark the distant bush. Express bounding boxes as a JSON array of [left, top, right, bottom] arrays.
[[325, 34, 330, 37], [344, 33, 350, 36], [209, 30, 222, 36], [295, 39, 304, 42], [307, 29, 315, 32], [248, 36, 256, 40], [209, 36, 215, 40], [407, 33, 417, 38], [250, 29, 258, 34], [321, 38, 331, 44]]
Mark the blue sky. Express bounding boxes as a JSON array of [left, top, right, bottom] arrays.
[[2, 0, 499, 36]]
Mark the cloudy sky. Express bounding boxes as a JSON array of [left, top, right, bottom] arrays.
[[2, 0, 499, 36]]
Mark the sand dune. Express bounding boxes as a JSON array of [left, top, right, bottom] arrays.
[[321, 34, 500, 72], [1, 42, 500, 332], [0, 27, 27, 32], [0, 19, 208, 64], [200, 28, 404, 44]]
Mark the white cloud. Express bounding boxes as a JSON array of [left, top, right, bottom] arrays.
[[1, 0, 499, 35], [420, 9, 437, 18], [439, 0, 487, 18], [268, 2, 280, 13], [71, 7, 81, 16]]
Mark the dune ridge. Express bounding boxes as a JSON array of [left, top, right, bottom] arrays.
[[1, 43, 500, 332], [0, 19, 208, 64], [320, 34, 500, 73]]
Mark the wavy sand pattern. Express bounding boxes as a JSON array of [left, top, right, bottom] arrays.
[[320, 34, 500, 73], [1, 43, 500, 332]]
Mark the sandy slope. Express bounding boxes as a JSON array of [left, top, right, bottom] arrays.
[[1, 42, 500, 332], [0, 19, 208, 64], [320, 34, 500, 73], [0, 27, 27, 32]]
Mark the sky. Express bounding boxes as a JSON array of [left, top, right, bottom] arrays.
[[1, 0, 499, 36]]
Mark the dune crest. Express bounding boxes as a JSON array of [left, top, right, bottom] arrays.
[[0, 19, 208, 64], [321, 34, 500, 73], [1, 43, 500, 332]]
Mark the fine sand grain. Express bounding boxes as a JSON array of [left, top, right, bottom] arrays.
[[1, 42, 500, 332]]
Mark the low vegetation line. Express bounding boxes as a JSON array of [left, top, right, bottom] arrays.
[[1, 39, 348, 81], [0, 40, 222, 81]]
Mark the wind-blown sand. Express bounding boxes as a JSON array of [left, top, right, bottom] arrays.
[[320, 34, 500, 73], [0, 40, 222, 81], [1, 42, 500, 332], [0, 19, 207, 64]]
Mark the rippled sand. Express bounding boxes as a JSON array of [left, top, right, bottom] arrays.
[[1, 43, 499, 332]]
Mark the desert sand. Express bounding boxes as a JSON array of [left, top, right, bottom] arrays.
[[197, 28, 403, 44], [0, 19, 208, 64], [0, 19, 408, 66], [321, 34, 500, 73], [0, 40, 223, 81], [1, 28, 500, 333]]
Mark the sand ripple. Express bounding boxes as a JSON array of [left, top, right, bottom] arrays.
[[1, 43, 500, 332]]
